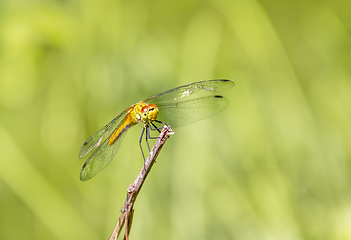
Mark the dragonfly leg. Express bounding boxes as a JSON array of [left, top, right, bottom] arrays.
[[149, 122, 161, 133], [139, 126, 147, 164], [140, 122, 168, 170], [148, 122, 161, 139], [152, 120, 172, 139], [145, 125, 151, 152], [150, 120, 168, 132], [154, 120, 168, 126]]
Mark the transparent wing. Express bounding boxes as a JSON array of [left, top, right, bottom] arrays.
[[155, 95, 229, 128], [78, 108, 130, 159], [144, 79, 234, 103], [80, 113, 131, 181]]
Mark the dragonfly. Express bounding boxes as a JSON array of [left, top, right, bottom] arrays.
[[79, 79, 234, 181]]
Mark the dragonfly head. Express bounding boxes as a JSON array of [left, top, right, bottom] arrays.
[[141, 103, 158, 123]]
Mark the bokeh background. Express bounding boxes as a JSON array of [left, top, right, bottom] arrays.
[[1, 0, 350, 239]]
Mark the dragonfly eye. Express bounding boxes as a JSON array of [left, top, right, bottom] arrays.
[[139, 106, 149, 121], [141, 106, 148, 114], [147, 104, 158, 122], [148, 103, 157, 110]]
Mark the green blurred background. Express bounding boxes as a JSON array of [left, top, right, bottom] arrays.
[[1, 0, 350, 239]]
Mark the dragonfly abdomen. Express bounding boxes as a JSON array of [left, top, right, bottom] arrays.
[[108, 113, 138, 145]]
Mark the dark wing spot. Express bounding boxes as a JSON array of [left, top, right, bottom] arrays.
[[82, 161, 87, 169]]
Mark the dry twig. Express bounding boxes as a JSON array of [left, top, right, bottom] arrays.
[[109, 125, 173, 240]]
